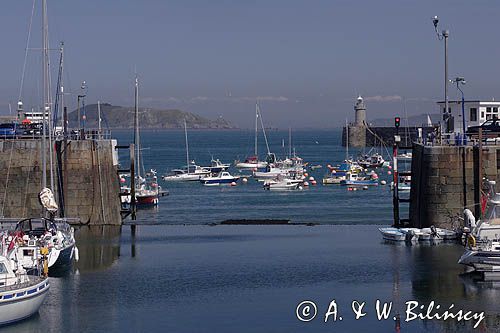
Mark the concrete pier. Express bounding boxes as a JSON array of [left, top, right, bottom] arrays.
[[342, 126, 436, 147], [409, 143, 498, 229], [0, 139, 121, 225]]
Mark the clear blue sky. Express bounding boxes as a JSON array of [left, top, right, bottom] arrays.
[[0, 0, 499, 128]]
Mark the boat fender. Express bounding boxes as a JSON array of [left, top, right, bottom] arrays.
[[74, 246, 79, 262], [463, 209, 476, 229], [467, 234, 476, 249]]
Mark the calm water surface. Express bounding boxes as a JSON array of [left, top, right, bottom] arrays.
[[5, 130, 497, 332]]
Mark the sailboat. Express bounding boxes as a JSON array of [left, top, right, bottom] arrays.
[[162, 120, 211, 181], [235, 103, 268, 169], [132, 77, 161, 205], [323, 119, 358, 184]]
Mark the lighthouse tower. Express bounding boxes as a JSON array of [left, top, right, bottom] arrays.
[[354, 95, 366, 126], [344, 96, 367, 148]]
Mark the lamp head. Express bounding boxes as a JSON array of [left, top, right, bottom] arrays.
[[432, 16, 439, 28]]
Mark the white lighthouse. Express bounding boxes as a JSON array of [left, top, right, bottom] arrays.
[[354, 95, 366, 126]]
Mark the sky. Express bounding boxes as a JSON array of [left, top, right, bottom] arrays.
[[0, 0, 499, 128]]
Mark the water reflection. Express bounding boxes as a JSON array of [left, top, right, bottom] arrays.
[[74, 225, 122, 272]]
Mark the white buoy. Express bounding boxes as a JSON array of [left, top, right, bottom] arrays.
[[303, 181, 309, 187], [231, 182, 237, 186], [363, 186, 368, 190], [309, 176, 314, 181], [242, 178, 248, 183], [388, 171, 392, 175], [380, 180, 387, 185], [298, 186, 303, 190], [311, 180, 317, 185]]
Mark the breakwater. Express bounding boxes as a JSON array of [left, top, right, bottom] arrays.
[[342, 126, 437, 147], [0, 139, 121, 225], [409, 143, 498, 229]]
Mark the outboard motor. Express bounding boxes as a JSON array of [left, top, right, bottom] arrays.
[[430, 225, 439, 238], [405, 229, 415, 242]]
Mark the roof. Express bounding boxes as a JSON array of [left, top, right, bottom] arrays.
[[436, 100, 500, 105]]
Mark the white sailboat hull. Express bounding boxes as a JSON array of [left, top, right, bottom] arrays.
[[0, 278, 49, 326]]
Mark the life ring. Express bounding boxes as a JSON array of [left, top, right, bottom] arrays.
[[467, 234, 476, 248]]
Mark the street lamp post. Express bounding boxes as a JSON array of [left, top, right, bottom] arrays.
[[432, 16, 450, 137]]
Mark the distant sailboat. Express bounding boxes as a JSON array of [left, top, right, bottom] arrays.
[[235, 103, 269, 169]]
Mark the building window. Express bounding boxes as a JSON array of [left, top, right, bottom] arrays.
[[470, 108, 477, 122], [494, 115, 499, 120], [487, 107, 492, 113], [481, 111, 485, 119], [494, 107, 498, 113], [487, 114, 492, 120]]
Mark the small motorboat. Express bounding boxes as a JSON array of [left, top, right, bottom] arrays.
[[340, 172, 378, 186], [201, 171, 240, 186], [162, 166, 210, 181], [0, 255, 49, 325], [263, 178, 302, 191], [235, 156, 268, 169], [310, 165, 322, 170], [379, 227, 412, 242], [204, 159, 230, 173], [458, 239, 500, 272]]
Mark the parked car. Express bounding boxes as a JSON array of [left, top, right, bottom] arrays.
[[466, 119, 500, 136], [0, 123, 18, 138]]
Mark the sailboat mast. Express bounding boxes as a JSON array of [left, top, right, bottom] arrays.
[[288, 127, 292, 158], [41, 0, 51, 190], [134, 76, 141, 179], [184, 119, 189, 173], [345, 119, 349, 160], [257, 103, 271, 155], [254, 103, 258, 157]]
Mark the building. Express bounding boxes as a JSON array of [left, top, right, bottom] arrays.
[[436, 100, 500, 133]]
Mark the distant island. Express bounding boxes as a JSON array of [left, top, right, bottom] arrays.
[[68, 103, 237, 129]]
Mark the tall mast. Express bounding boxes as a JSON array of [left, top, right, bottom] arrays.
[[184, 119, 189, 173], [345, 119, 349, 160], [42, 0, 51, 190], [134, 76, 141, 179], [288, 127, 292, 157], [254, 103, 258, 157], [257, 103, 271, 155], [58, 42, 64, 130]]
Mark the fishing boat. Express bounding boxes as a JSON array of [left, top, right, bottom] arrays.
[[201, 171, 240, 186], [322, 169, 348, 185], [235, 103, 269, 169], [358, 152, 386, 169], [263, 178, 303, 191], [340, 172, 379, 186], [0, 255, 49, 325]]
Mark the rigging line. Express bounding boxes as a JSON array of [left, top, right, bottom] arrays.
[[22, 145, 36, 217], [1, 142, 16, 217], [257, 104, 271, 155], [18, 0, 37, 102]]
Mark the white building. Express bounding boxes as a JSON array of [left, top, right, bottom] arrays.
[[436, 100, 500, 133]]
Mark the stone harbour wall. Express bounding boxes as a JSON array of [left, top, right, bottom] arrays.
[[409, 144, 498, 229], [0, 139, 121, 225]]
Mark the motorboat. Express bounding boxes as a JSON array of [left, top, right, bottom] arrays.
[[0, 255, 49, 325], [201, 171, 240, 186], [235, 156, 268, 169], [204, 159, 230, 173], [458, 240, 500, 272], [340, 172, 378, 186], [397, 152, 413, 161], [135, 169, 161, 205], [162, 166, 210, 181], [358, 153, 386, 169], [379, 227, 411, 242], [263, 177, 303, 191]]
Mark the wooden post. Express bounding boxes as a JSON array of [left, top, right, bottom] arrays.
[[130, 143, 136, 220]]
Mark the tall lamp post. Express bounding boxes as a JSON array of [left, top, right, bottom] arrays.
[[432, 16, 450, 137]]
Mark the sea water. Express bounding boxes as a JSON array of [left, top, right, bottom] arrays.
[[5, 129, 497, 333]]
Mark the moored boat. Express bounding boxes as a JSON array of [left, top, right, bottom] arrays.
[[0, 255, 49, 325], [201, 171, 240, 186]]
